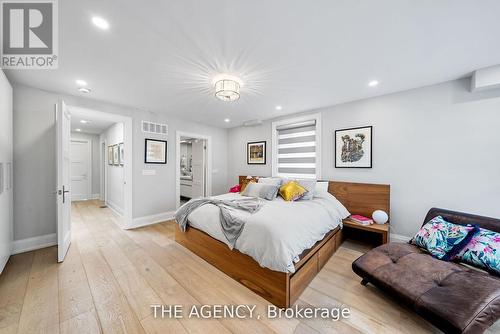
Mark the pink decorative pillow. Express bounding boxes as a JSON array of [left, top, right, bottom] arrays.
[[229, 184, 241, 193]]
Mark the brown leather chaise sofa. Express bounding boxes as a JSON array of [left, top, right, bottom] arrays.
[[352, 208, 500, 334]]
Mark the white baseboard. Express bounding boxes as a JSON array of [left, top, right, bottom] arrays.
[[390, 233, 411, 243], [0, 254, 9, 274], [71, 194, 101, 201], [129, 211, 175, 229], [106, 200, 124, 217], [12, 233, 57, 255]]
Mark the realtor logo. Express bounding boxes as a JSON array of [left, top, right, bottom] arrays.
[[1, 0, 58, 69]]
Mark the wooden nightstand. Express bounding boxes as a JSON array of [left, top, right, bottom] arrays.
[[342, 219, 390, 245]]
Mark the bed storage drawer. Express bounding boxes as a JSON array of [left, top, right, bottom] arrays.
[[289, 253, 319, 303], [318, 235, 336, 270]]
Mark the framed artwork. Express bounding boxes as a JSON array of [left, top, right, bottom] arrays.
[[247, 141, 266, 165], [108, 146, 113, 165], [335, 126, 372, 168], [119, 143, 124, 166], [145, 139, 167, 164], [112, 145, 119, 166]]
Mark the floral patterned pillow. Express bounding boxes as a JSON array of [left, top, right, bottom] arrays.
[[411, 216, 479, 261], [455, 228, 500, 276]]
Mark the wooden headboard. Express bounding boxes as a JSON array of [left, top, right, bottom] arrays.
[[328, 181, 390, 220], [238, 176, 390, 221]]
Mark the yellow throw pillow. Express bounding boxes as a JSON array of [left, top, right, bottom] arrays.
[[279, 181, 308, 201]]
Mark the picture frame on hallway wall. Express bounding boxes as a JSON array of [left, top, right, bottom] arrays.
[[119, 143, 124, 166], [108, 145, 113, 165], [247, 141, 266, 165], [112, 145, 120, 166], [335, 126, 372, 168], [145, 138, 167, 164]]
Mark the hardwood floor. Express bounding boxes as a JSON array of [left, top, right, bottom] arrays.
[[0, 200, 497, 334]]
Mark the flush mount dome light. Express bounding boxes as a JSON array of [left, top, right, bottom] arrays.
[[214, 78, 240, 102]]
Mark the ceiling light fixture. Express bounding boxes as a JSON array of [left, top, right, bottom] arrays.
[[75, 128, 82, 132], [275, 105, 283, 110], [92, 16, 110, 30], [224, 118, 230, 123], [215, 78, 240, 102], [80, 120, 90, 124], [368, 80, 379, 87], [78, 87, 91, 93], [76, 79, 87, 86]]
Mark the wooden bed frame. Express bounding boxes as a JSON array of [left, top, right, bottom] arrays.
[[175, 176, 390, 308]]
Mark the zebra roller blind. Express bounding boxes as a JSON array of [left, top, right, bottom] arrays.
[[276, 120, 317, 179]]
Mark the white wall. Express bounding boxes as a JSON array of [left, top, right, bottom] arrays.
[[0, 70, 13, 272], [71, 132, 101, 197], [228, 78, 500, 238], [12, 84, 228, 241], [101, 123, 124, 214]]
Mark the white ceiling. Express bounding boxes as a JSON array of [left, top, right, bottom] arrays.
[[6, 0, 500, 128], [70, 116, 115, 135]]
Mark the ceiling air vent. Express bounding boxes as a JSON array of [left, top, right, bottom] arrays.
[[142, 121, 168, 136]]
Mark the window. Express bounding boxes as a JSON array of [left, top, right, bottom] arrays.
[[272, 113, 321, 179]]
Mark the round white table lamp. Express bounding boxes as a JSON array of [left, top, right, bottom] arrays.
[[372, 210, 389, 225]]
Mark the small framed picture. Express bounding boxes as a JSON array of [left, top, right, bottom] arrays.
[[118, 143, 124, 166], [335, 126, 372, 168], [247, 141, 266, 165], [108, 146, 113, 165], [112, 145, 119, 166], [145, 139, 167, 164]]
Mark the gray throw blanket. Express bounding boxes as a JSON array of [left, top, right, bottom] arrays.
[[175, 197, 263, 248]]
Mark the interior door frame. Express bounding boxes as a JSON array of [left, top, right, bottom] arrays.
[[68, 105, 134, 228], [56, 100, 72, 262], [176, 131, 212, 209], [100, 140, 106, 202], [70, 138, 92, 201]]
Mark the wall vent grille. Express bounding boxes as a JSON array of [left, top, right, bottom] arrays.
[[142, 121, 168, 136]]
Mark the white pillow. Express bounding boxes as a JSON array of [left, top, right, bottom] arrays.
[[315, 181, 329, 195], [258, 177, 282, 187]]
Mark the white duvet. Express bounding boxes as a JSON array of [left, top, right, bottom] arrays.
[[186, 192, 350, 273]]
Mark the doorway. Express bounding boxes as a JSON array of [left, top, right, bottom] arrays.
[[67, 105, 133, 228], [176, 131, 212, 209], [70, 139, 92, 201]]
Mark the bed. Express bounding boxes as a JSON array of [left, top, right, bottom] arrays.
[[175, 176, 390, 308]]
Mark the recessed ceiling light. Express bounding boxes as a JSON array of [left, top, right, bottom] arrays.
[[368, 80, 379, 87], [76, 79, 87, 87], [224, 118, 230, 123], [78, 87, 91, 93], [75, 128, 82, 132], [80, 120, 90, 124], [92, 16, 110, 30], [275, 105, 283, 110]]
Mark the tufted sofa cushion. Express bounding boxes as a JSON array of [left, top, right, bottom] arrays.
[[353, 242, 500, 333]]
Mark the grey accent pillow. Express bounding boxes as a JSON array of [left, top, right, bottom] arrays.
[[241, 183, 279, 200], [296, 179, 317, 200]]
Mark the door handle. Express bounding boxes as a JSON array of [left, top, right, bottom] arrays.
[[62, 185, 70, 204]]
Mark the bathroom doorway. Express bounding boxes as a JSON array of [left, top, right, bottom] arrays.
[[175, 132, 212, 208]]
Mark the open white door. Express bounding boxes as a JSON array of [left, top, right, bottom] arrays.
[[191, 140, 206, 198], [56, 101, 72, 262]]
